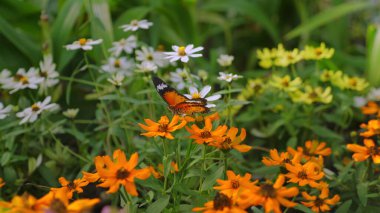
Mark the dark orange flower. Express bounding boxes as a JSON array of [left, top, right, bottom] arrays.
[[186, 118, 227, 144], [301, 187, 340, 212], [192, 192, 247, 213], [51, 177, 89, 199], [262, 149, 301, 167], [285, 162, 324, 187], [0, 193, 39, 213], [287, 140, 331, 160], [252, 175, 299, 213], [361, 101, 380, 116], [0, 177, 4, 188], [182, 112, 220, 123], [346, 139, 380, 163], [210, 128, 251, 153], [139, 115, 187, 139], [82, 156, 105, 183], [96, 149, 150, 195], [360, 119, 380, 137], [214, 170, 257, 198]]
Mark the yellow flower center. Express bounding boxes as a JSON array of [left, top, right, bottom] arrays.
[[178, 46, 186, 56], [260, 184, 276, 198], [146, 54, 153, 61], [79, 38, 87, 46], [31, 104, 40, 112], [14, 74, 29, 85], [192, 93, 201, 99], [200, 131, 211, 138], [131, 20, 139, 26], [315, 48, 322, 56], [116, 168, 130, 179], [114, 59, 121, 68], [281, 79, 289, 87], [213, 193, 232, 210]]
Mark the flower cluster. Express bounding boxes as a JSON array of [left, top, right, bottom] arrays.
[[320, 70, 368, 91]]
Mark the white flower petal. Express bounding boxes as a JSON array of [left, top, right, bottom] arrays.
[[206, 94, 221, 102], [200, 86, 211, 98]]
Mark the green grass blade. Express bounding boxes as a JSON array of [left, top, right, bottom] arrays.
[[285, 1, 374, 40], [367, 25, 380, 86]]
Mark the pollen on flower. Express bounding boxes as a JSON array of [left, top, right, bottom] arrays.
[[14, 74, 29, 84], [192, 92, 201, 99], [79, 38, 87, 45], [31, 104, 40, 112], [114, 59, 121, 68], [116, 168, 130, 179], [178, 46, 186, 56], [131, 20, 139, 26]]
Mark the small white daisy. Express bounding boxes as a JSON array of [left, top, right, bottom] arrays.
[[101, 57, 134, 76], [135, 61, 157, 73], [63, 108, 79, 119], [16, 96, 58, 125], [217, 54, 234, 67], [164, 44, 203, 63], [367, 88, 380, 101], [217, 72, 242, 82], [65, 38, 103, 51], [0, 102, 12, 120], [38, 55, 59, 94], [109, 36, 137, 56], [2, 68, 44, 94], [169, 68, 199, 90], [107, 73, 125, 86], [135, 46, 168, 67], [184, 86, 221, 108], [120, 19, 153, 32]]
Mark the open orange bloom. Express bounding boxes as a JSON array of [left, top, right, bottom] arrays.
[[360, 119, 380, 137], [96, 149, 150, 195], [287, 140, 331, 160], [192, 192, 247, 213], [347, 139, 380, 163], [252, 175, 299, 213], [302, 187, 340, 212], [82, 156, 105, 183], [361, 101, 380, 116], [214, 170, 256, 198], [139, 114, 186, 139], [0, 193, 39, 213], [51, 177, 89, 199], [186, 118, 227, 144], [285, 162, 324, 187], [0, 177, 4, 188], [262, 149, 301, 167], [210, 128, 251, 153]]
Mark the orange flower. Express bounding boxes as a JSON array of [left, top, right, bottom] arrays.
[[51, 177, 89, 199], [192, 192, 247, 213], [285, 162, 324, 187], [301, 187, 340, 212], [361, 101, 380, 116], [96, 149, 150, 195], [182, 112, 220, 123], [149, 162, 179, 178], [287, 140, 331, 160], [82, 156, 106, 183], [0, 177, 4, 188], [214, 170, 257, 198], [346, 139, 380, 163], [138, 114, 186, 139], [360, 119, 380, 137], [252, 175, 299, 213], [262, 149, 301, 167], [210, 128, 251, 153], [0, 193, 38, 213], [186, 118, 227, 144]]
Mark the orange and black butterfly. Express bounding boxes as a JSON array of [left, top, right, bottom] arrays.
[[152, 76, 209, 115]]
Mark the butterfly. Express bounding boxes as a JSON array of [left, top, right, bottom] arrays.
[[152, 76, 210, 115]]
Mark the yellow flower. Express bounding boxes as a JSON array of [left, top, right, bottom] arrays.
[[257, 48, 274, 69], [320, 70, 344, 87], [302, 43, 334, 60], [343, 76, 368, 91], [270, 75, 302, 92], [296, 86, 333, 104], [275, 49, 302, 67]]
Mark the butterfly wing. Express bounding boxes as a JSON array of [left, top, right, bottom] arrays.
[[152, 76, 188, 107], [172, 102, 210, 115]]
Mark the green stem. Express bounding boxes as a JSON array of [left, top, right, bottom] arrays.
[[227, 84, 233, 127], [223, 151, 228, 178], [162, 138, 168, 194], [199, 144, 206, 191]]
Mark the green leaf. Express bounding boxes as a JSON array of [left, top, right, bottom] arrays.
[[294, 204, 314, 213], [335, 199, 352, 213], [1, 152, 12, 166], [307, 125, 343, 142], [0, 15, 40, 63], [285, 1, 373, 40], [357, 182, 368, 207], [367, 25, 380, 86], [201, 166, 224, 191], [146, 195, 170, 213]]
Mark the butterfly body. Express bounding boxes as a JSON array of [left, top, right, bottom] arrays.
[[152, 76, 209, 115]]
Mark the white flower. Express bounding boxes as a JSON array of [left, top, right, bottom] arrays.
[[0, 69, 11, 84], [109, 36, 137, 56], [0, 102, 12, 120], [136, 46, 168, 67], [39, 55, 59, 94], [353, 96, 367, 108], [120, 19, 153, 32], [107, 73, 125, 86], [101, 57, 134, 76], [164, 44, 203, 63], [65, 38, 103, 51], [63, 108, 79, 119], [1, 68, 44, 94], [184, 86, 221, 108], [135, 61, 157, 73], [169, 68, 199, 90], [367, 88, 380, 101], [217, 72, 242, 82], [217, 54, 234, 67], [16, 96, 58, 124]]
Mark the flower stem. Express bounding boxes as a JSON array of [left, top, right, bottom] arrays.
[[162, 138, 168, 194], [223, 151, 228, 178], [199, 144, 207, 191]]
